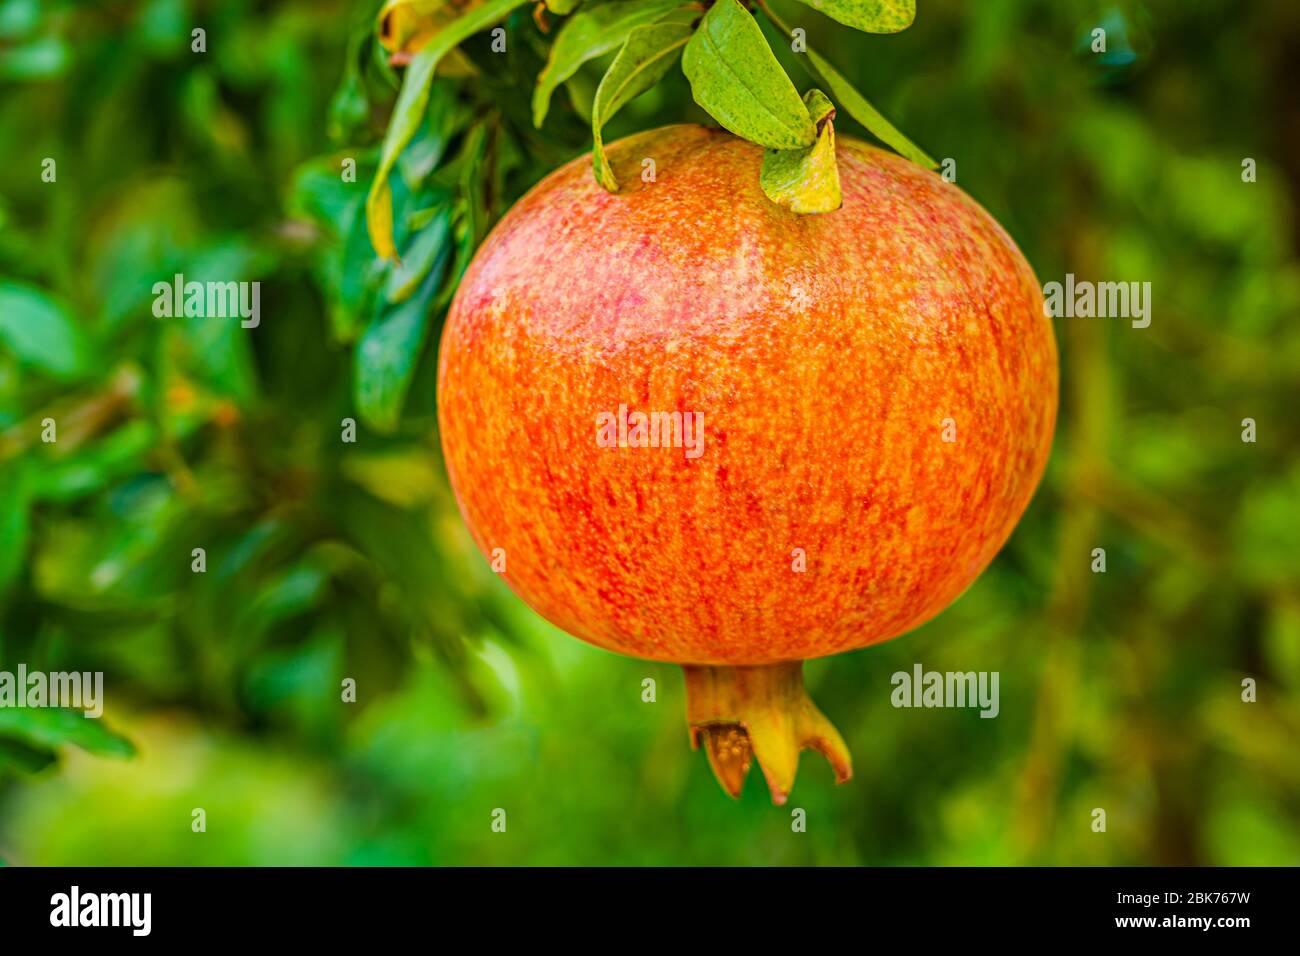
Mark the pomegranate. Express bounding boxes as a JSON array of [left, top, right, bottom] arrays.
[[437, 124, 1057, 803]]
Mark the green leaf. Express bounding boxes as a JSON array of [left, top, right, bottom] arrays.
[[592, 19, 695, 191], [790, 0, 914, 34], [454, 123, 491, 253], [385, 204, 452, 303], [0, 707, 136, 759], [803, 46, 934, 166], [355, 219, 451, 432], [328, 28, 373, 142], [532, 0, 685, 128], [0, 0, 41, 39], [763, 3, 934, 166], [0, 37, 69, 80], [760, 89, 842, 213], [682, 0, 815, 150], [35, 420, 157, 504], [0, 280, 90, 379], [0, 737, 57, 775], [288, 151, 382, 341], [366, 0, 528, 259], [177, 242, 266, 403], [544, 0, 585, 13]]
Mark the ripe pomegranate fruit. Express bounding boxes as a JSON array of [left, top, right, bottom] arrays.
[[437, 124, 1057, 803]]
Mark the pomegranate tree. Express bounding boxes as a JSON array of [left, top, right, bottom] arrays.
[[437, 124, 1057, 802]]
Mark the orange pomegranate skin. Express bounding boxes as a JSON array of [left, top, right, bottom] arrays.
[[438, 124, 1057, 667]]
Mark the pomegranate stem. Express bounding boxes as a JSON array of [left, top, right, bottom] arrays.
[[682, 661, 853, 805]]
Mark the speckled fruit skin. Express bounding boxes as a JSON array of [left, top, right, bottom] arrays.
[[438, 124, 1056, 667]]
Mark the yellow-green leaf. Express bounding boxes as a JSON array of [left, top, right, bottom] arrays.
[[533, 0, 685, 128], [760, 89, 841, 213], [682, 0, 815, 150], [763, 2, 934, 167], [366, 0, 529, 259], [377, 0, 453, 55], [791, 0, 914, 35], [0, 708, 135, 759], [592, 19, 695, 191]]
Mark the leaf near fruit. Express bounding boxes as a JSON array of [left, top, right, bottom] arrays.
[[591, 18, 695, 191], [682, 0, 815, 151], [367, 0, 529, 260], [532, 0, 687, 128], [790, 0, 915, 35], [356, 209, 452, 433], [759, 89, 842, 214], [762, 2, 934, 167]]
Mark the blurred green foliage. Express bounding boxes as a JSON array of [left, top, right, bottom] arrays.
[[1, 0, 1298, 865]]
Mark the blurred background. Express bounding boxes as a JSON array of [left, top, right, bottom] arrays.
[[1, 0, 1298, 865]]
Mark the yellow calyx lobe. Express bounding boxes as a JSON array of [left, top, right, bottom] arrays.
[[682, 661, 853, 804], [759, 89, 843, 215]]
